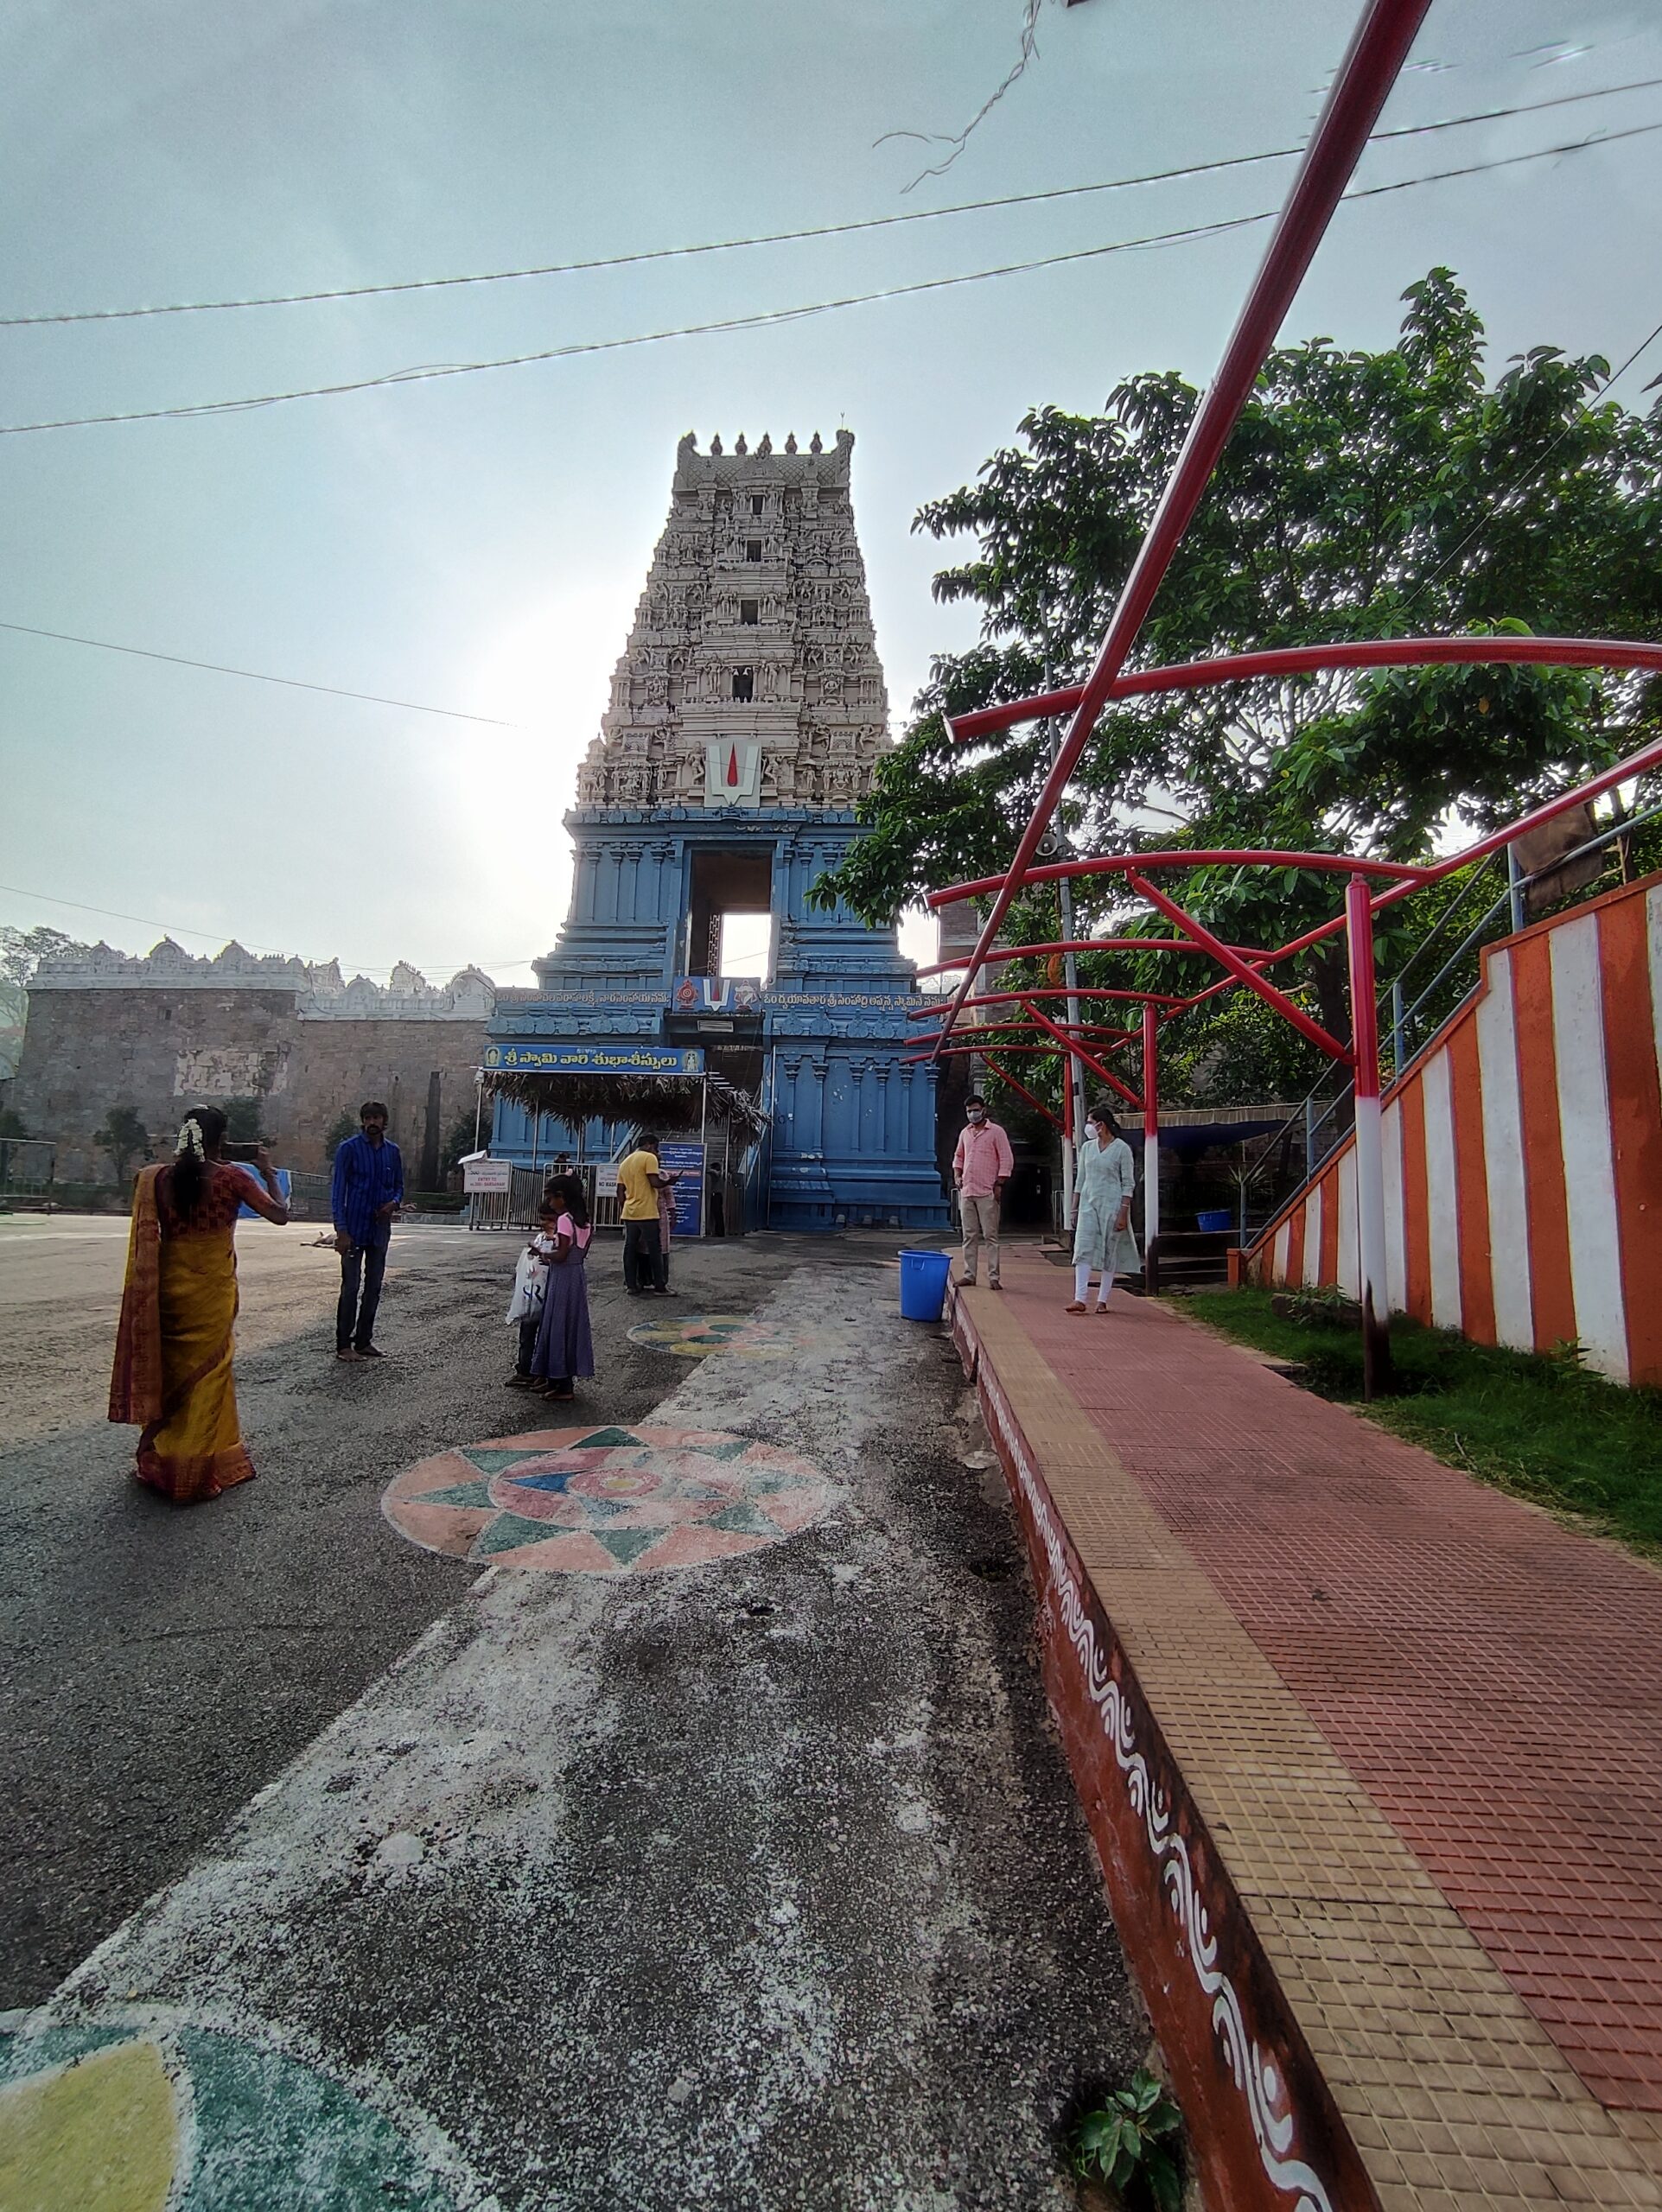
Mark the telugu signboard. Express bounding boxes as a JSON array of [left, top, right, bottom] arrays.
[[462, 1157, 513, 1193], [483, 1044, 704, 1077], [659, 1141, 706, 1237]]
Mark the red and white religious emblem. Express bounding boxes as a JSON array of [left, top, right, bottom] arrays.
[[704, 738, 761, 805]]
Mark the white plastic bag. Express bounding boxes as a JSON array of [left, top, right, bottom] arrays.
[[506, 1245, 549, 1324]]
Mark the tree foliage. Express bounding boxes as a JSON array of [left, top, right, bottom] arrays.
[[0, 926, 92, 1033], [92, 1105, 150, 1185], [816, 272, 1662, 1101], [324, 1108, 359, 1162], [220, 1096, 265, 1144]]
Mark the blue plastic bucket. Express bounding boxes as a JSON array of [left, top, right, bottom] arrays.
[[1195, 1208, 1233, 1235], [898, 1248, 952, 1323]]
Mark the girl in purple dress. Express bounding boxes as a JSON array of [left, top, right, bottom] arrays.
[[531, 1173, 595, 1401]]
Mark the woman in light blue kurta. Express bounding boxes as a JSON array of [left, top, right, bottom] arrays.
[[1070, 1104, 1139, 1313]]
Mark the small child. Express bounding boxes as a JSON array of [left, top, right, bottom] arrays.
[[531, 1172, 595, 1401], [506, 1206, 559, 1388]]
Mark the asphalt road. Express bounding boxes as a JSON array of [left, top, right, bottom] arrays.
[[1, 1217, 888, 2000], [1, 1216, 1142, 2208]]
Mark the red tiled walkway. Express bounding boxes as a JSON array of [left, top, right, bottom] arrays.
[[955, 1245, 1662, 2206]]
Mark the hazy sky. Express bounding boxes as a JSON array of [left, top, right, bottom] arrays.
[[3, 0, 1659, 985]]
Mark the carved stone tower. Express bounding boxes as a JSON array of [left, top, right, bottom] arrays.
[[576, 428, 888, 813], [485, 430, 946, 1231]]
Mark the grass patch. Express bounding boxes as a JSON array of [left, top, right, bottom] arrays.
[[1184, 1287, 1662, 1560]]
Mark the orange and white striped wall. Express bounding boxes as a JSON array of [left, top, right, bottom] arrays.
[[1244, 871, 1662, 1385]]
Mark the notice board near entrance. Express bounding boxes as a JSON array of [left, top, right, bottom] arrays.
[[659, 1141, 705, 1237]]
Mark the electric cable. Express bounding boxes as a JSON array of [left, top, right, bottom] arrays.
[[0, 619, 525, 726], [1410, 309, 1662, 601], [4, 124, 1657, 438], [2, 76, 1652, 330]]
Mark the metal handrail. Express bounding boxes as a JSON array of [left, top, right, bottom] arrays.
[[1232, 792, 1659, 1211], [1391, 794, 1662, 1058]]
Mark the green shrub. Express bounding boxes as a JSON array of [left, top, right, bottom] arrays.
[[1068, 2067, 1183, 2210]]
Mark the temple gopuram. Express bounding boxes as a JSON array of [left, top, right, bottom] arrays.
[[484, 429, 948, 1232]]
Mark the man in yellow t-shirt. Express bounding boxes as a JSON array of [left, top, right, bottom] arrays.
[[617, 1129, 675, 1295]]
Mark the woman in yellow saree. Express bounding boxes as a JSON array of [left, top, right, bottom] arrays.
[[109, 1106, 290, 1503]]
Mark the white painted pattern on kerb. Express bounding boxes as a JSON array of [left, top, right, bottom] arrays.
[[965, 1330, 1337, 2212], [1420, 1050, 1462, 1332], [1382, 1098, 1407, 1315], [1550, 915, 1627, 1380], [1335, 1147, 1360, 1304], [1474, 951, 1533, 1355], [1302, 1180, 1324, 1287]]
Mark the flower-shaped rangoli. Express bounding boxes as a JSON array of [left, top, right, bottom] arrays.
[[626, 1312, 803, 1358], [382, 1424, 838, 1574]]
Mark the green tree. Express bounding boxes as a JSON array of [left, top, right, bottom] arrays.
[[0, 926, 92, 1039], [818, 271, 1662, 1094], [441, 1109, 479, 1179], [92, 1105, 150, 1185], [323, 1108, 358, 1161], [220, 1096, 265, 1144]]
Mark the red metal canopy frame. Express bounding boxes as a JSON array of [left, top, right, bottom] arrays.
[[917, 0, 1662, 1389], [946, 635, 1662, 747], [929, 0, 1440, 1065]]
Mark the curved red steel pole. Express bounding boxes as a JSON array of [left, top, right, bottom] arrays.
[[905, 1042, 1087, 1061], [908, 987, 1189, 1021], [911, 1020, 1141, 1046], [930, 0, 1434, 1062], [929, 848, 1423, 909], [1372, 728, 1662, 910], [927, 721, 1662, 977], [981, 1056, 1066, 1131], [1019, 999, 1144, 1110], [1128, 873, 1352, 1062], [948, 634, 1662, 745], [916, 936, 1265, 979]]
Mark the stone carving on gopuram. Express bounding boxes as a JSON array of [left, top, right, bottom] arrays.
[[575, 429, 891, 813]]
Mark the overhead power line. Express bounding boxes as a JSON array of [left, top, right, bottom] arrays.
[[1412, 309, 1662, 602], [3, 124, 1659, 439], [0, 619, 524, 727], [0, 77, 1655, 331]]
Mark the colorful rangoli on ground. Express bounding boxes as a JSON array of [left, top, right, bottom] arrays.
[[625, 1312, 805, 1358], [381, 1424, 838, 1574], [0, 2017, 458, 2210]]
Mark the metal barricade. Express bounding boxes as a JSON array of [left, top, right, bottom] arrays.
[[468, 1163, 604, 1230], [285, 1170, 334, 1223], [0, 1137, 55, 1194]]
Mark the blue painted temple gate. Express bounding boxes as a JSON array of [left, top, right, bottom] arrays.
[[486, 429, 948, 1231]]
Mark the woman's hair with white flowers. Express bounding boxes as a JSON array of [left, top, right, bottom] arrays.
[[171, 1104, 227, 1214]]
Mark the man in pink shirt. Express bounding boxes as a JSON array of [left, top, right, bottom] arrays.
[[952, 1095, 1014, 1290]]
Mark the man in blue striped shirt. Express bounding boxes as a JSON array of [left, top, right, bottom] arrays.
[[331, 1100, 404, 1361]]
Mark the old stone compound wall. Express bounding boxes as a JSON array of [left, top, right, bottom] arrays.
[[7, 942, 493, 1185]]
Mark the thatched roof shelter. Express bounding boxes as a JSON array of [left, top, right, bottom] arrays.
[[487, 1068, 767, 1139]]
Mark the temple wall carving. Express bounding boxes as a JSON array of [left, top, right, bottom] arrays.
[[575, 429, 892, 811]]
